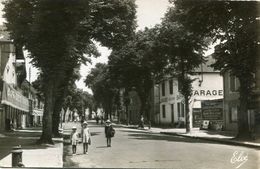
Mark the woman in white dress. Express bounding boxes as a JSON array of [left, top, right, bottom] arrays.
[[82, 121, 91, 154]]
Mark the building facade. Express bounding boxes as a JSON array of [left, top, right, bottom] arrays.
[[223, 54, 260, 132], [158, 56, 224, 127], [0, 39, 30, 131]]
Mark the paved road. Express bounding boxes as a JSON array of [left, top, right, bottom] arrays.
[[63, 122, 260, 169]]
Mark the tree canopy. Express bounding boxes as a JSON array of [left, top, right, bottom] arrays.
[[4, 0, 137, 143]]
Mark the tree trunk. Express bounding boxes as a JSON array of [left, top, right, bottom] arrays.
[[52, 101, 62, 137], [52, 112, 60, 137], [146, 90, 152, 124], [108, 98, 113, 120], [88, 107, 92, 120], [179, 64, 191, 133], [184, 95, 191, 133], [138, 89, 151, 123], [109, 108, 112, 120], [126, 104, 129, 125], [139, 98, 146, 117], [117, 106, 120, 124], [38, 80, 55, 144], [237, 78, 251, 139], [63, 107, 68, 122]]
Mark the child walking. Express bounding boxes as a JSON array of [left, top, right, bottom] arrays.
[[70, 126, 79, 155]]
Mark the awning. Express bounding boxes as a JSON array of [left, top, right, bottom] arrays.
[[1, 82, 29, 112]]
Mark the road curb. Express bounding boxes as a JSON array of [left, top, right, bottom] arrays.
[[160, 132, 260, 149], [117, 124, 260, 149]]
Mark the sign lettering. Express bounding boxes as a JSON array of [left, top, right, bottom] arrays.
[[193, 90, 223, 96]]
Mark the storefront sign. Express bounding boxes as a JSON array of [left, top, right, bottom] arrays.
[[160, 97, 175, 103], [192, 108, 203, 127], [193, 90, 223, 96], [201, 99, 223, 120], [1, 82, 29, 112]]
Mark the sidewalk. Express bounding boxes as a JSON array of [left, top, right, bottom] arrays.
[[115, 123, 260, 149], [0, 128, 63, 168]]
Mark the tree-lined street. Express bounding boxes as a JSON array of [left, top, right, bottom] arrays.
[[63, 122, 259, 169], [0, 0, 259, 168]]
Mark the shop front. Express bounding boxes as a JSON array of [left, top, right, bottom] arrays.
[[0, 82, 29, 131]]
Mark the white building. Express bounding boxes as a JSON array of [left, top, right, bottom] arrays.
[[0, 39, 29, 130], [158, 55, 223, 127]]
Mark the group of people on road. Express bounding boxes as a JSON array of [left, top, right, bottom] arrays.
[[70, 119, 115, 155]]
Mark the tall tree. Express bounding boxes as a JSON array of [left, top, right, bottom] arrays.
[[4, 0, 136, 144], [85, 63, 117, 120], [170, 0, 260, 138], [109, 27, 165, 123], [156, 9, 208, 132]]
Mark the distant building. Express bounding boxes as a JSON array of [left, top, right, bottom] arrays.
[[127, 90, 141, 124], [158, 55, 224, 127], [119, 86, 159, 125], [21, 80, 44, 127]]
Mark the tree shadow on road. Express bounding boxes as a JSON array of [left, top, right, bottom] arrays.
[[0, 130, 62, 161], [63, 143, 79, 168], [96, 146, 108, 148], [121, 130, 259, 150], [91, 132, 102, 136]]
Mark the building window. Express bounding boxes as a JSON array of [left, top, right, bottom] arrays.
[[181, 103, 185, 117], [169, 79, 173, 94], [162, 82, 165, 96], [171, 104, 174, 123], [178, 102, 185, 118], [162, 105, 166, 118], [229, 74, 240, 92], [177, 103, 180, 118], [229, 106, 238, 123]]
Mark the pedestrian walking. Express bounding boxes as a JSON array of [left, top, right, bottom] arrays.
[[139, 115, 144, 129], [100, 116, 104, 124], [105, 120, 115, 147], [82, 121, 91, 154], [70, 126, 79, 155]]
